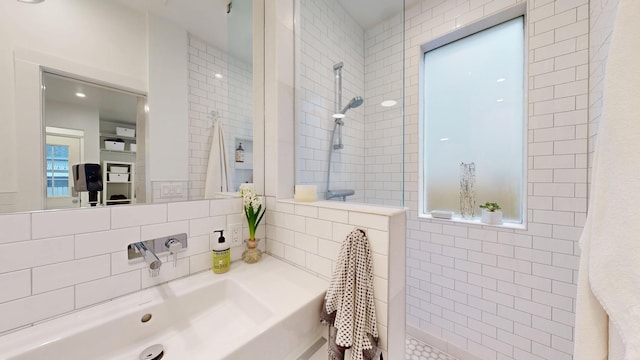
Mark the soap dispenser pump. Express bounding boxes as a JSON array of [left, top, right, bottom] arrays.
[[212, 230, 230, 274], [235, 142, 244, 163]]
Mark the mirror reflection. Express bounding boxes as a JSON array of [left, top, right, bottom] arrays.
[[43, 72, 145, 209], [0, 0, 256, 213]]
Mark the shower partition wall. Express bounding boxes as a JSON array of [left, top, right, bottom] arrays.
[[294, 0, 405, 207]]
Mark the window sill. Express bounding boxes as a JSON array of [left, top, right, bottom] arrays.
[[418, 213, 526, 230]]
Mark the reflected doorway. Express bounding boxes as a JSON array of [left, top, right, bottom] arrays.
[[45, 130, 83, 209]]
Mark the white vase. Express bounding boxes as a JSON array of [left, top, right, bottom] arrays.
[[481, 209, 503, 225]]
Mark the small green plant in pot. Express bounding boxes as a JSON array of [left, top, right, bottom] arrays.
[[479, 202, 503, 225]]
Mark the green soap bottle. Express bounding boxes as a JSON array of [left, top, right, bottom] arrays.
[[212, 230, 230, 274]]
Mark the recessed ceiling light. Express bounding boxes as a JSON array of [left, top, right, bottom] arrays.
[[75, 92, 86, 98], [496, 78, 506, 82], [439, 137, 449, 142], [496, 98, 504, 102], [332, 113, 345, 119], [214, 73, 223, 79], [380, 100, 397, 107], [17, 0, 45, 3]]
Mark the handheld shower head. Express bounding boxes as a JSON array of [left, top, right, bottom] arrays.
[[333, 96, 364, 119], [340, 96, 364, 114]]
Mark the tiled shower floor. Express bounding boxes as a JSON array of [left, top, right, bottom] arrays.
[[405, 337, 458, 360], [305, 336, 457, 359]]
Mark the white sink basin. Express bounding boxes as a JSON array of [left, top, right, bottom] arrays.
[[0, 256, 327, 360]]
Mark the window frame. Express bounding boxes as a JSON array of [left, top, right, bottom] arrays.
[[418, 4, 528, 228]]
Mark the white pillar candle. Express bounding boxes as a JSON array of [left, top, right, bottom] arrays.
[[294, 185, 318, 202]]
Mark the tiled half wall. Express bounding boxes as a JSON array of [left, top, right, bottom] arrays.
[[264, 197, 406, 359]]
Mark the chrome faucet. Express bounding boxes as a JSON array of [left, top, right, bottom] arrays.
[[133, 241, 162, 277], [127, 233, 188, 277]]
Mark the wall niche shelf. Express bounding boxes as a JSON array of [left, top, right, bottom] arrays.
[[234, 138, 253, 170]]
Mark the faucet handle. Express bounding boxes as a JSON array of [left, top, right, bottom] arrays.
[[166, 238, 183, 267]]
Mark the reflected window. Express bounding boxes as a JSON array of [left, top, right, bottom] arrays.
[[46, 144, 70, 197], [422, 16, 525, 222]]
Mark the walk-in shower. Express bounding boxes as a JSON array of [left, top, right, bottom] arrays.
[[295, 0, 404, 207], [326, 62, 363, 201]]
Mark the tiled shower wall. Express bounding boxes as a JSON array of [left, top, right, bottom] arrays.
[[188, 35, 253, 198], [0, 199, 253, 334], [403, 1, 589, 360], [363, 13, 405, 207], [296, 0, 366, 201]]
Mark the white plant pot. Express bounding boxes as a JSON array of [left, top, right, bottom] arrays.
[[481, 209, 503, 225]]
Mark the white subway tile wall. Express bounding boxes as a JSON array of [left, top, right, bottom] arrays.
[[0, 199, 250, 334], [264, 197, 406, 357], [296, 0, 366, 202], [187, 35, 253, 197], [364, 13, 405, 206], [404, 1, 589, 359], [296, 0, 405, 206]]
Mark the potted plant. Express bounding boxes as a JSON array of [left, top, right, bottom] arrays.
[[239, 183, 266, 263], [479, 202, 502, 225]]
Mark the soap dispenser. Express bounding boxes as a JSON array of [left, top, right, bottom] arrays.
[[212, 230, 230, 274], [235, 142, 244, 163]]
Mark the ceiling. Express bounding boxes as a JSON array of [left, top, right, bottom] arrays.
[[337, 0, 414, 30], [44, 73, 140, 125]]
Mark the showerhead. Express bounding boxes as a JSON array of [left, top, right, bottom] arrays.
[[340, 96, 364, 114], [332, 96, 364, 119]]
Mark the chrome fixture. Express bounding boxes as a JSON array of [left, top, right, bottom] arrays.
[[333, 62, 344, 118], [326, 189, 355, 201], [133, 242, 162, 277], [337, 96, 364, 118], [326, 62, 362, 201], [128, 233, 188, 277]]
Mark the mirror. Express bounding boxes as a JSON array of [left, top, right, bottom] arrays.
[[0, 0, 259, 213], [43, 72, 145, 209]]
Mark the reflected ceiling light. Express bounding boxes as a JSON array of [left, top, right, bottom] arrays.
[[17, 0, 45, 3], [496, 98, 504, 102], [144, 104, 150, 113], [380, 100, 397, 107], [214, 73, 223, 79], [75, 92, 86, 98], [496, 78, 506, 82], [332, 113, 346, 119], [439, 137, 449, 141]]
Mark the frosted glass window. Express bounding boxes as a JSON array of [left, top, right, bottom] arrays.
[[422, 17, 524, 222]]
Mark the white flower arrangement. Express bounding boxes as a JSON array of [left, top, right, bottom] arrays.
[[239, 183, 266, 240]]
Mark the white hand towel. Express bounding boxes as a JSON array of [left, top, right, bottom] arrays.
[[204, 121, 229, 198], [574, 1, 640, 359]]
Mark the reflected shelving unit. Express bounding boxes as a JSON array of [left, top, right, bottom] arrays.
[[102, 161, 135, 206]]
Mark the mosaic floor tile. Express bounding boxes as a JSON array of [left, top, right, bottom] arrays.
[[405, 337, 458, 360]]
